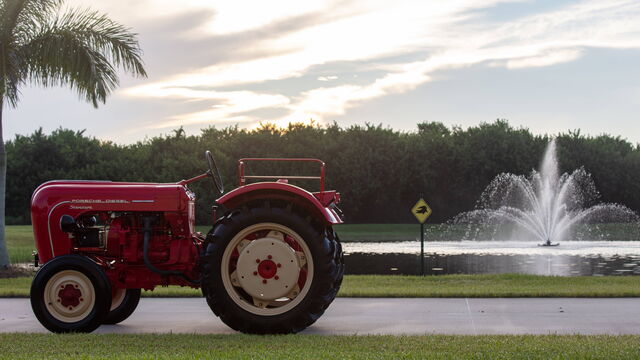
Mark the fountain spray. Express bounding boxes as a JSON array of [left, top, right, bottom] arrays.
[[454, 139, 638, 245]]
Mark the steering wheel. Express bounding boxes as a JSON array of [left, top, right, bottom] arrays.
[[205, 150, 224, 194]]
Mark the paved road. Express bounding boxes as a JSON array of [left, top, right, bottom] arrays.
[[1, 298, 639, 335]]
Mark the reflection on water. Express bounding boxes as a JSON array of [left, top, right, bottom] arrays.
[[342, 241, 640, 276]]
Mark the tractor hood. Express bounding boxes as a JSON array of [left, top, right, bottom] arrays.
[[31, 180, 195, 261], [31, 180, 193, 214]]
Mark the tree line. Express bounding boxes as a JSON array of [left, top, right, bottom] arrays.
[[6, 120, 640, 225]]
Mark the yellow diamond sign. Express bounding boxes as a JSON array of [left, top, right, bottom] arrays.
[[411, 198, 432, 223]]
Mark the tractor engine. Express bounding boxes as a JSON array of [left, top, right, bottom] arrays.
[[106, 213, 173, 265], [58, 211, 201, 289], [31, 180, 202, 291]]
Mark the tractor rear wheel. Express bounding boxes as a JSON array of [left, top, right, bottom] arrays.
[[30, 255, 111, 333], [103, 289, 141, 324], [201, 202, 343, 334]]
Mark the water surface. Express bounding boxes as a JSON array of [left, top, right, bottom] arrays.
[[343, 241, 640, 276]]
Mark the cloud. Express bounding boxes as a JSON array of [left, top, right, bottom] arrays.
[[119, 0, 640, 129], [124, 86, 290, 129], [504, 49, 584, 69], [318, 76, 338, 82]]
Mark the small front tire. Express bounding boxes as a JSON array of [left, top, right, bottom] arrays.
[[30, 255, 112, 333]]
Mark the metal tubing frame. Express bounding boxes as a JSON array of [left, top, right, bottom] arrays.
[[238, 158, 326, 192]]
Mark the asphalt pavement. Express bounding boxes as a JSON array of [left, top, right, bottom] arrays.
[[1, 297, 639, 335]]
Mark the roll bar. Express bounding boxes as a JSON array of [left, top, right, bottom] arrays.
[[237, 158, 326, 192]]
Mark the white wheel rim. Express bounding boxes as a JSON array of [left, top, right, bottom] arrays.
[[43, 270, 96, 323], [110, 289, 126, 312], [221, 222, 314, 316]]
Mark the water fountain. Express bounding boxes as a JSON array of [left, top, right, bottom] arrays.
[[454, 139, 638, 246], [342, 139, 640, 276]]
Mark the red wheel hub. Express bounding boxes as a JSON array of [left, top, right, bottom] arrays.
[[58, 284, 82, 308], [257, 259, 277, 279]]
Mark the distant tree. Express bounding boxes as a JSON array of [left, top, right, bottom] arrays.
[[0, 0, 146, 268], [5, 120, 640, 231]]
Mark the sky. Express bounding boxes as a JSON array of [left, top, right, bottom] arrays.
[[5, 0, 640, 144]]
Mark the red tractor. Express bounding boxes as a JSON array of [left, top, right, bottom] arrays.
[[29, 152, 344, 333]]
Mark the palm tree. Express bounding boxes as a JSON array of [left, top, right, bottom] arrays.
[[0, 0, 147, 268]]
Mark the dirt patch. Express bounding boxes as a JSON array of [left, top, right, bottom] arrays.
[[0, 265, 36, 278]]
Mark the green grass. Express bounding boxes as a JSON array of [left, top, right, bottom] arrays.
[[337, 223, 418, 241], [341, 274, 640, 297], [3, 274, 640, 298], [5, 225, 35, 264], [0, 333, 639, 359]]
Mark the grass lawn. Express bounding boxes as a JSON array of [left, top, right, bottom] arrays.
[[4, 225, 35, 264], [336, 223, 418, 241], [2, 274, 640, 298], [0, 333, 638, 359]]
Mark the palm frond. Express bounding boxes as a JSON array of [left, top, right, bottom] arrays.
[[15, 6, 146, 107], [0, 0, 27, 105], [53, 8, 147, 77], [0, 0, 27, 38], [0, 0, 60, 43], [2, 48, 24, 106], [13, 0, 62, 42], [21, 28, 119, 107]]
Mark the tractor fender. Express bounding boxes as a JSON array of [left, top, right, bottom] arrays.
[[216, 183, 342, 225]]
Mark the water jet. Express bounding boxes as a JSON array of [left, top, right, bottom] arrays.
[[455, 139, 638, 245]]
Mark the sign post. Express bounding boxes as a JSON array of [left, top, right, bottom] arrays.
[[411, 197, 432, 276]]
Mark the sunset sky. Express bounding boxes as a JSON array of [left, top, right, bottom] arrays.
[[6, 0, 640, 143]]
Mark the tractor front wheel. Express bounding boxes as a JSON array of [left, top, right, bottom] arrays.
[[30, 255, 112, 333], [201, 203, 343, 334]]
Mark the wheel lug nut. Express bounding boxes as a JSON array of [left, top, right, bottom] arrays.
[[275, 276, 279, 280], [262, 279, 267, 284], [255, 259, 260, 263], [268, 255, 273, 259], [253, 271, 258, 276], [277, 263, 282, 268], [80, 298, 83, 302]]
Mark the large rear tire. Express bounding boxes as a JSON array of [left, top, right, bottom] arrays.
[[201, 202, 343, 334], [30, 255, 111, 333], [103, 289, 141, 325]]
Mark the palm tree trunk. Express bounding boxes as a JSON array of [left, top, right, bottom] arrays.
[[0, 102, 9, 269]]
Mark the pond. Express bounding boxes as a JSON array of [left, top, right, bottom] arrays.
[[342, 241, 640, 276]]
